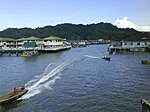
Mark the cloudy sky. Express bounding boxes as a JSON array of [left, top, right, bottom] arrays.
[[0, 0, 150, 31]]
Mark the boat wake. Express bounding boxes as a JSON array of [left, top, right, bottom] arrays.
[[84, 55, 101, 59], [20, 61, 69, 100]]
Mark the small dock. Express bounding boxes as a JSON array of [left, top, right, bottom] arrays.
[[108, 46, 131, 54], [109, 46, 129, 51], [108, 46, 150, 54], [141, 99, 150, 112], [0, 46, 71, 56]]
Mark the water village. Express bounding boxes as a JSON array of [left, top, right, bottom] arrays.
[[1, 36, 150, 65], [109, 38, 150, 53], [0, 36, 111, 56], [0, 36, 72, 56]]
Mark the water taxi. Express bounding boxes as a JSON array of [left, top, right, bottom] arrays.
[[102, 56, 111, 61], [0, 89, 28, 105], [141, 60, 150, 64]]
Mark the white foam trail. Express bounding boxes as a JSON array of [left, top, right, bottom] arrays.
[[24, 63, 54, 88], [20, 62, 69, 99], [84, 55, 101, 59]]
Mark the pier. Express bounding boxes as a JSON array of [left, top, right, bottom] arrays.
[[141, 99, 150, 112], [0, 46, 71, 56]]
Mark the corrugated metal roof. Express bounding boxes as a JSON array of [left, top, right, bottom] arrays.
[[0, 36, 64, 41], [26, 36, 41, 40], [17, 36, 41, 41], [43, 36, 63, 40], [63, 41, 71, 45], [17, 38, 27, 41], [0, 38, 15, 41]]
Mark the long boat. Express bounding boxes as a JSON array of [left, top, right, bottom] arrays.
[[141, 60, 150, 64], [20, 51, 38, 57], [0, 89, 28, 105], [102, 56, 111, 61]]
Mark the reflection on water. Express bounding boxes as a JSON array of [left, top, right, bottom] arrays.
[[0, 100, 22, 112]]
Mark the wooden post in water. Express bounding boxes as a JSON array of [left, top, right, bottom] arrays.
[[16, 52, 19, 56], [8, 52, 11, 56], [141, 99, 150, 112]]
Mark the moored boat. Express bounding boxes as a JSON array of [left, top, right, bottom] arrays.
[[0, 89, 28, 105], [141, 60, 150, 64], [20, 51, 38, 57]]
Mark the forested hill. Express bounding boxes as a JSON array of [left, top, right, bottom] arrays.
[[0, 22, 150, 41]]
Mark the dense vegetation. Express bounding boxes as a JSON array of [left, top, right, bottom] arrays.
[[0, 23, 150, 41]]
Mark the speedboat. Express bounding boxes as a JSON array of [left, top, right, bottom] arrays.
[[102, 56, 111, 61], [141, 60, 150, 64], [0, 89, 28, 105]]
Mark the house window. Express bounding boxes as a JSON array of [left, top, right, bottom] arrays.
[[137, 43, 140, 45], [44, 40, 47, 42], [130, 43, 133, 45], [124, 43, 127, 45], [145, 43, 147, 45]]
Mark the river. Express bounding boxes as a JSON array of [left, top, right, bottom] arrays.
[[0, 44, 150, 112]]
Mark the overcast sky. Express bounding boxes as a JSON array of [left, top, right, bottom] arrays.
[[0, 0, 150, 31]]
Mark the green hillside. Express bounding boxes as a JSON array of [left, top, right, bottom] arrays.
[[0, 22, 150, 41]]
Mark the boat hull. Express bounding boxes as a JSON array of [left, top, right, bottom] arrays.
[[0, 90, 28, 105], [102, 57, 111, 61], [20, 51, 38, 57], [141, 60, 150, 64]]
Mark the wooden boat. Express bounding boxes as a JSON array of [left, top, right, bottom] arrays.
[[141, 60, 150, 64], [20, 51, 38, 57], [102, 56, 111, 61], [0, 89, 28, 105]]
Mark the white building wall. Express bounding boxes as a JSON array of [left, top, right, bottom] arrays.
[[43, 40, 63, 46], [0, 37, 68, 50], [36, 41, 44, 45], [0, 42, 3, 46]]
